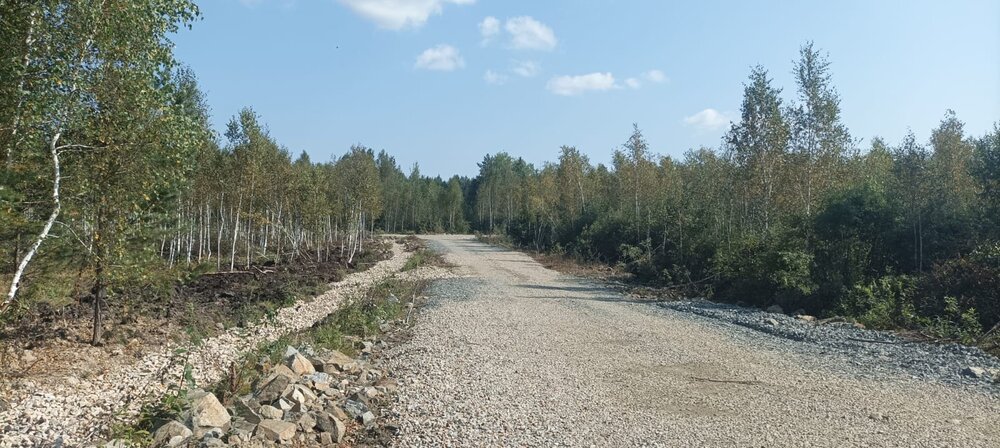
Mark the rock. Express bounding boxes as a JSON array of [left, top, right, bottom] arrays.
[[765, 318, 779, 326], [961, 366, 987, 379], [283, 346, 299, 358], [277, 397, 294, 411], [343, 400, 368, 419], [21, 350, 37, 365], [286, 352, 316, 376], [188, 391, 231, 436], [796, 314, 817, 322], [314, 412, 346, 442], [868, 413, 889, 422], [320, 350, 358, 373], [327, 405, 349, 422], [166, 435, 188, 447], [295, 412, 316, 432], [362, 386, 379, 399], [765, 304, 784, 314], [948, 418, 962, 425], [153, 421, 192, 447], [360, 411, 376, 427], [232, 397, 261, 425], [256, 419, 297, 442], [259, 405, 283, 420], [307, 372, 332, 385], [215, 322, 224, 331], [256, 365, 297, 403], [318, 433, 334, 445], [284, 384, 318, 407], [200, 427, 224, 440], [361, 341, 374, 355]]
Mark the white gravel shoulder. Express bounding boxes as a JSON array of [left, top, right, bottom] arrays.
[[0, 243, 410, 447], [387, 235, 1000, 447]]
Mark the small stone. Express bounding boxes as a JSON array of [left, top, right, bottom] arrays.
[[362, 386, 379, 399], [948, 419, 961, 425], [153, 421, 192, 447], [256, 419, 297, 442], [961, 366, 987, 379], [283, 346, 299, 358], [21, 350, 37, 365], [259, 405, 283, 420], [327, 405, 349, 422], [360, 411, 376, 427], [166, 435, 187, 447], [215, 322, 224, 331], [343, 400, 367, 419], [796, 314, 817, 322], [765, 318, 779, 326]]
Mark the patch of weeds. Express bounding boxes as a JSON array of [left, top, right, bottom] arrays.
[[401, 248, 448, 272], [309, 277, 427, 356]]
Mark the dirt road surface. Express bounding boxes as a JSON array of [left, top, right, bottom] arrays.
[[388, 235, 1000, 447]]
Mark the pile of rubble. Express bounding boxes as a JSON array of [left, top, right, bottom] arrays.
[[148, 345, 394, 447]]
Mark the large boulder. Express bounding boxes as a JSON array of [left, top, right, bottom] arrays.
[[319, 350, 358, 373], [256, 419, 297, 443], [232, 397, 261, 425], [152, 421, 192, 447], [255, 365, 297, 403], [314, 412, 346, 442], [259, 404, 283, 420], [187, 391, 231, 436], [286, 352, 316, 376]]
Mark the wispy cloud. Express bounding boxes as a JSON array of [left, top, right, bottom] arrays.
[[622, 69, 667, 89], [338, 0, 474, 30], [511, 60, 540, 77], [504, 16, 557, 51], [484, 70, 508, 85], [415, 44, 465, 71], [547, 73, 617, 96], [683, 108, 732, 131], [479, 16, 500, 44], [643, 69, 667, 83]]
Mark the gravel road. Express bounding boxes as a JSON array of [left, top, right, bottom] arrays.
[[388, 235, 1000, 447]]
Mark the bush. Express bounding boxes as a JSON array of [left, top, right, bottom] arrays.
[[838, 275, 918, 329]]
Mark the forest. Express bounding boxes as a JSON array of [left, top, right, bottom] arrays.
[[1, 1, 998, 350]]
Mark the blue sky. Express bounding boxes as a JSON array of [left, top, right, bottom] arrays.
[[171, 0, 1000, 177]]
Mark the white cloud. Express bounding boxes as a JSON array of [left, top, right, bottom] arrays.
[[643, 69, 667, 83], [484, 70, 508, 85], [505, 16, 557, 51], [415, 45, 465, 71], [547, 73, 617, 96], [479, 16, 500, 43], [625, 78, 641, 89], [338, 0, 474, 30], [683, 108, 732, 131], [511, 60, 540, 77]]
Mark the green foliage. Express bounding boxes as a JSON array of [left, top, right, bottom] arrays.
[[838, 276, 917, 329]]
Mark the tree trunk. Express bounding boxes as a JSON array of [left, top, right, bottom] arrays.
[[3, 132, 63, 311]]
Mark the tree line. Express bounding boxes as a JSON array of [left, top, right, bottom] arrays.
[[2, 1, 997, 346], [467, 43, 999, 342], [0, 1, 466, 345]]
